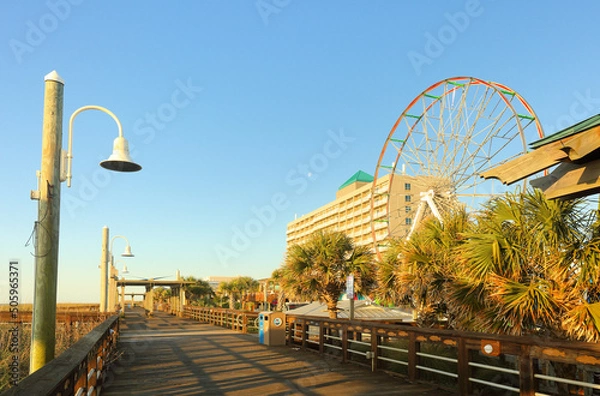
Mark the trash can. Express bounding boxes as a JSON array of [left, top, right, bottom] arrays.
[[258, 311, 286, 346], [258, 312, 267, 344]]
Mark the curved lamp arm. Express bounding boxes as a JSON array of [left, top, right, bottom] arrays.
[[66, 105, 125, 187], [115, 260, 130, 274], [110, 235, 134, 257]]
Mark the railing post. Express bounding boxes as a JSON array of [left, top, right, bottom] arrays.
[[301, 319, 308, 350], [342, 324, 348, 363], [74, 360, 87, 395], [408, 331, 418, 382], [318, 321, 324, 353], [243, 314, 248, 334], [520, 344, 536, 396], [94, 339, 101, 392], [371, 326, 378, 372], [457, 337, 469, 395]]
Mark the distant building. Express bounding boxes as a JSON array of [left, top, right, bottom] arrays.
[[286, 170, 429, 249], [203, 276, 237, 290]]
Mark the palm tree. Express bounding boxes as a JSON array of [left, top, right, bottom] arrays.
[[152, 287, 172, 305], [280, 230, 376, 318], [374, 238, 405, 307], [389, 188, 600, 342], [235, 276, 260, 310], [447, 190, 584, 337], [183, 277, 214, 306], [217, 281, 235, 309], [271, 268, 286, 311], [385, 206, 470, 326], [385, 189, 600, 342]]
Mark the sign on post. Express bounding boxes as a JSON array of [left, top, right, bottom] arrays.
[[346, 274, 354, 299]]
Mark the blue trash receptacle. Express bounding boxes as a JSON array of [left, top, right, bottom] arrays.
[[259, 311, 286, 346], [258, 312, 267, 344]]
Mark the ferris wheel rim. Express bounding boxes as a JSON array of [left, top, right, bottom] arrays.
[[370, 77, 544, 259]]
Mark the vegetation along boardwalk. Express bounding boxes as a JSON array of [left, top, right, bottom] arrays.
[[103, 307, 455, 395]]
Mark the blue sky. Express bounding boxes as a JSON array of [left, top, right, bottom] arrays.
[[2, 1, 600, 303]]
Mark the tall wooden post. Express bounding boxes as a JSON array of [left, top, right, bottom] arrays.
[[120, 284, 125, 317], [148, 286, 154, 315], [263, 281, 268, 311], [100, 226, 109, 312], [30, 71, 64, 373], [179, 286, 186, 317], [108, 257, 117, 311]]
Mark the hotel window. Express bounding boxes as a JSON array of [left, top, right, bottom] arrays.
[[405, 195, 412, 202], [405, 206, 411, 213], [405, 218, 412, 225], [405, 183, 411, 191]]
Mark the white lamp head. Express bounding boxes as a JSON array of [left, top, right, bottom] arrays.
[[121, 245, 134, 257], [100, 136, 142, 172], [122, 264, 129, 274]]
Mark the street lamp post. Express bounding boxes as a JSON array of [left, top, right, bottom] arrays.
[[117, 261, 129, 317], [105, 234, 134, 312], [29, 70, 141, 373]]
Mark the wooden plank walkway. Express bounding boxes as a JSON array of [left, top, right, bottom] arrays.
[[103, 307, 457, 395]]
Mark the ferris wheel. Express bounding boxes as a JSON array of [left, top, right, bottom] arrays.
[[370, 77, 544, 257]]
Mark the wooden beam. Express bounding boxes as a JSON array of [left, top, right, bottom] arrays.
[[481, 126, 600, 185], [480, 142, 567, 185], [559, 124, 600, 161], [530, 158, 600, 200]]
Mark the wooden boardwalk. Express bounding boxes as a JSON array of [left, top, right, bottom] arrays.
[[103, 308, 456, 395]]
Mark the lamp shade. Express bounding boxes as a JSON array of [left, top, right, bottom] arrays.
[[121, 245, 134, 257], [100, 137, 142, 172], [122, 264, 129, 274]]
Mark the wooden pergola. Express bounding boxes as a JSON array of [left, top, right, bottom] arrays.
[[481, 114, 600, 199], [116, 278, 195, 316]]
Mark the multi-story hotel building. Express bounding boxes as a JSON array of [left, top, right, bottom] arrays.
[[286, 170, 429, 250]]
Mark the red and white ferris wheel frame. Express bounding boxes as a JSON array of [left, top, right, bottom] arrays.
[[370, 76, 544, 260]]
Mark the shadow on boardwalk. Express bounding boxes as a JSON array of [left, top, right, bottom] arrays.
[[103, 308, 456, 396]]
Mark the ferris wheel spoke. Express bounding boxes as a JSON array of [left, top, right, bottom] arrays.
[[450, 88, 495, 176]]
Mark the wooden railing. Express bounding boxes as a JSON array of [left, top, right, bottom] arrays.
[[3, 315, 119, 396], [184, 306, 259, 333], [289, 316, 600, 395], [183, 307, 600, 395], [0, 311, 111, 324]]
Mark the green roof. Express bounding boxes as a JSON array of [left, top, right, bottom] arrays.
[[530, 113, 600, 149], [338, 170, 374, 190]]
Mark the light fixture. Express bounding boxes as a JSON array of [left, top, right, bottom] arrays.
[[66, 105, 141, 187], [101, 136, 142, 172], [104, 233, 135, 312], [121, 244, 134, 257]]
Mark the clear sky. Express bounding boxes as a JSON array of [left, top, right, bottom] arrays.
[[2, 1, 600, 303]]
